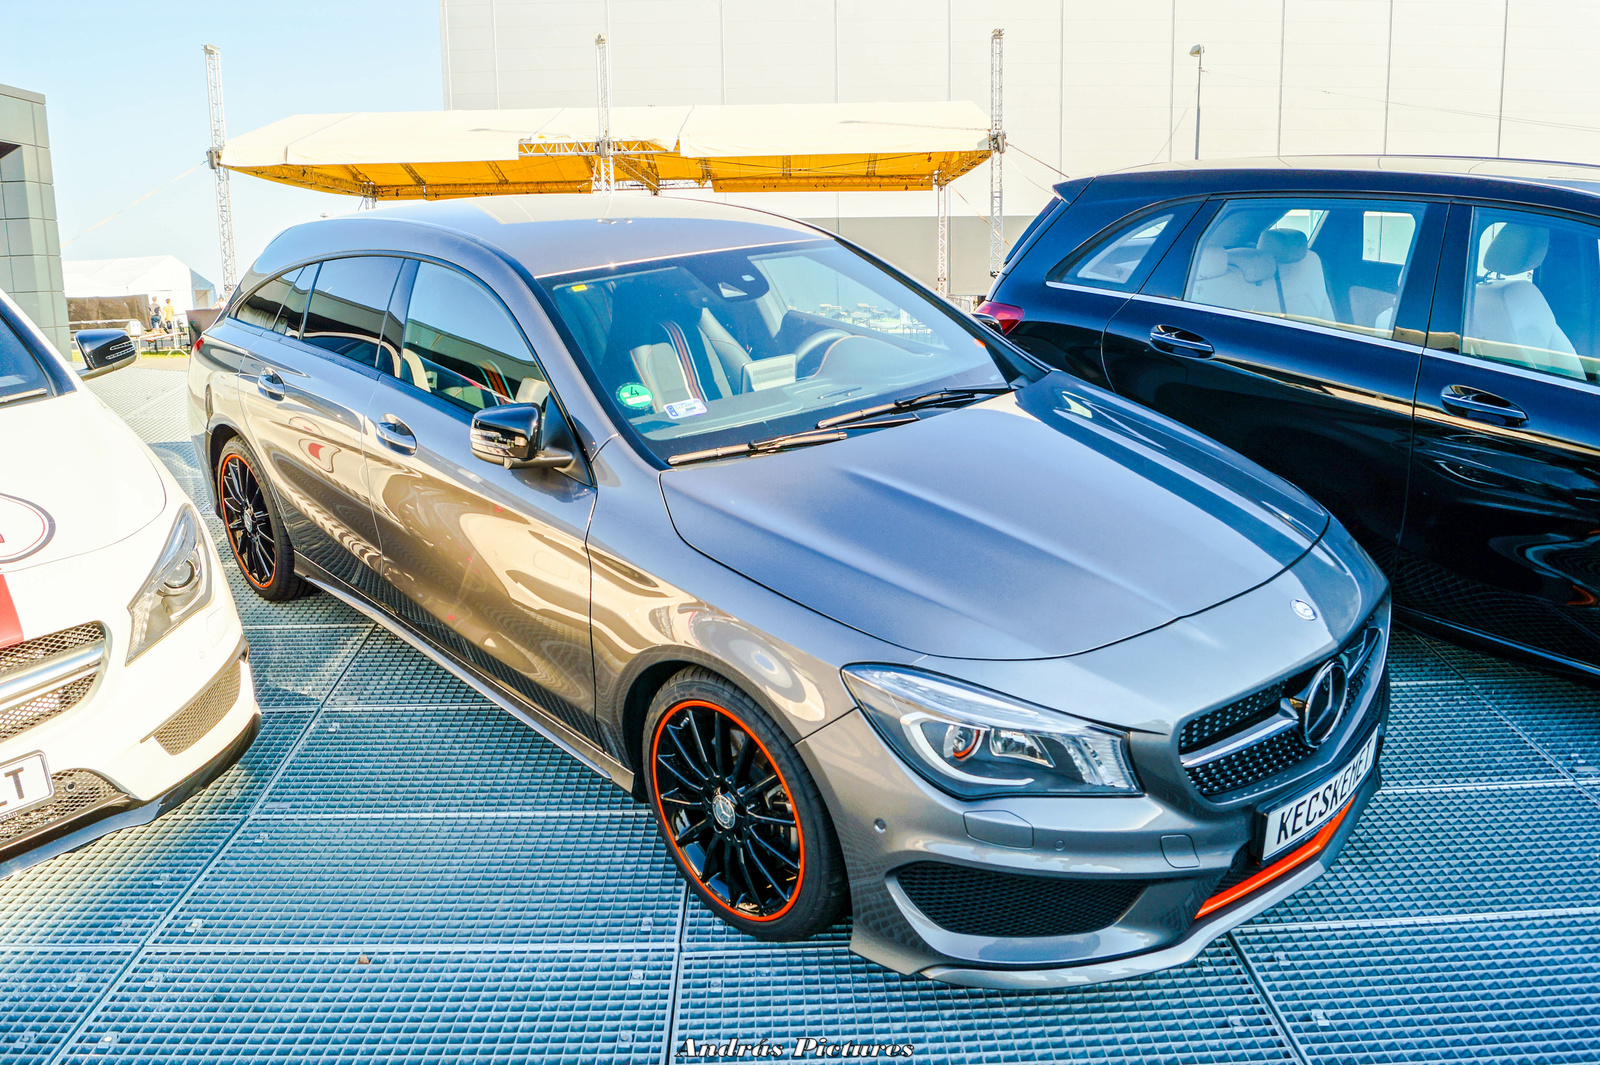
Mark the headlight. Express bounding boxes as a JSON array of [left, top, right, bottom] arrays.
[[127, 505, 212, 662], [842, 665, 1140, 798]]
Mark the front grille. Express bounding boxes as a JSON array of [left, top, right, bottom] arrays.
[[0, 623, 103, 675], [1188, 726, 1313, 797], [1179, 616, 1383, 799], [0, 623, 106, 743], [152, 661, 242, 755], [895, 861, 1143, 938], [0, 769, 126, 849]]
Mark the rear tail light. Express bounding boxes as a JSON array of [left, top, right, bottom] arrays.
[[192, 334, 204, 355], [975, 300, 1024, 335]]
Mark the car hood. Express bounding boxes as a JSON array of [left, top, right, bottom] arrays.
[[0, 389, 167, 572], [661, 374, 1329, 661]]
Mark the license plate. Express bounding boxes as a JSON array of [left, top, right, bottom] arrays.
[[0, 753, 52, 821], [1261, 730, 1378, 861]]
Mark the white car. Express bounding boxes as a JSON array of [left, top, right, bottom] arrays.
[[0, 291, 258, 877]]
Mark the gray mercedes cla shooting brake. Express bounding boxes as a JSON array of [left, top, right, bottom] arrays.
[[190, 194, 1389, 988]]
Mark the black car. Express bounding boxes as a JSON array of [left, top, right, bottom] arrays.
[[983, 155, 1600, 678]]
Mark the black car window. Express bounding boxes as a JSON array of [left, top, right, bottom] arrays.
[[233, 270, 297, 331], [273, 265, 316, 338], [302, 256, 404, 369], [395, 261, 545, 414], [1460, 207, 1600, 385], [1049, 212, 1178, 292], [0, 313, 50, 403], [1184, 197, 1426, 341]]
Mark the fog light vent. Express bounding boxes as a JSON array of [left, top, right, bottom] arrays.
[[894, 861, 1142, 938]]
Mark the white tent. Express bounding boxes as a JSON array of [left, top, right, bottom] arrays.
[[219, 101, 995, 197], [63, 255, 216, 313]]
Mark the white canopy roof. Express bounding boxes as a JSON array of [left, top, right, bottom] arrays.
[[220, 101, 994, 197]]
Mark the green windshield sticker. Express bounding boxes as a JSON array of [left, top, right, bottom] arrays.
[[617, 383, 654, 410]]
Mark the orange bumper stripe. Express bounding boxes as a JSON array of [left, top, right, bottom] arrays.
[[1195, 799, 1353, 919]]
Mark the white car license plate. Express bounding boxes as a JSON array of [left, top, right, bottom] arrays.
[[0, 753, 53, 821], [1261, 730, 1378, 861]]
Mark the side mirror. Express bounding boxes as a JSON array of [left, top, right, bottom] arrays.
[[74, 329, 138, 379], [469, 401, 573, 470]]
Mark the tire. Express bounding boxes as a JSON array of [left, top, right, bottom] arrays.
[[215, 437, 311, 601], [644, 667, 847, 940]]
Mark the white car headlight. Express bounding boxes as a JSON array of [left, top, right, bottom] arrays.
[[127, 505, 212, 662], [843, 665, 1140, 798]]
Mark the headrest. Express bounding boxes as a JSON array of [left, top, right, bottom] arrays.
[[1483, 223, 1549, 276], [1195, 245, 1230, 281], [1258, 228, 1309, 263], [1228, 248, 1278, 284]]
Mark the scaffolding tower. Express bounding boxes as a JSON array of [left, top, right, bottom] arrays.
[[203, 44, 237, 294], [989, 28, 1005, 279], [593, 35, 615, 193]]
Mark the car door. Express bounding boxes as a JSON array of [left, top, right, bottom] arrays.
[[1401, 202, 1600, 670], [1000, 203, 1199, 388], [1100, 194, 1446, 563], [361, 259, 600, 739], [235, 257, 398, 591]]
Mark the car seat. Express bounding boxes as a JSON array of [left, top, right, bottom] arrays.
[[1467, 224, 1587, 379]]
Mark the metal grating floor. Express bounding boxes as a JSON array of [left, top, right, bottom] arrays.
[[0, 364, 1593, 1062]]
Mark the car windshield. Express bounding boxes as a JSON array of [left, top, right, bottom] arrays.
[[539, 239, 1014, 462], [0, 315, 51, 405]]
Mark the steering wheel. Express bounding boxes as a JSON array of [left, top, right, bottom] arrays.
[[793, 329, 851, 376]]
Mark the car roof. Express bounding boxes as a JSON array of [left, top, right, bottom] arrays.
[[265, 193, 828, 280], [1057, 154, 1600, 201]]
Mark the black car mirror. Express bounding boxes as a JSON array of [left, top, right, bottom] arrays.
[[74, 329, 137, 379], [470, 401, 573, 470]]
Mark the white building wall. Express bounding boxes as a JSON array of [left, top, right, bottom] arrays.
[[440, 0, 1600, 294]]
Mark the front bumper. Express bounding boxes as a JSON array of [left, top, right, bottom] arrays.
[[800, 674, 1388, 988]]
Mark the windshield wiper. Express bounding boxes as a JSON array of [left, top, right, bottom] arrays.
[[668, 429, 851, 467], [0, 388, 48, 408], [814, 385, 1013, 429]]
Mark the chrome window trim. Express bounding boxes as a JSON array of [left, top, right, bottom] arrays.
[[1121, 291, 1426, 354], [1424, 345, 1600, 398]]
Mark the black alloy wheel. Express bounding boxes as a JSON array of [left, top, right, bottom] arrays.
[[645, 668, 846, 940], [215, 438, 309, 601]]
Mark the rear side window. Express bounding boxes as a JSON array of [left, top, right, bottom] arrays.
[[1050, 212, 1178, 292], [395, 262, 544, 413], [233, 270, 296, 331], [1184, 197, 1425, 340], [302, 257, 404, 369]]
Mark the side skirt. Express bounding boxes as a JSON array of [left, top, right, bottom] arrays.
[[300, 568, 636, 795]]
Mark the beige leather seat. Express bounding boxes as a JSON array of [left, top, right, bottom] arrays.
[[1466, 224, 1586, 379], [1257, 229, 1335, 326], [1191, 245, 1279, 314]]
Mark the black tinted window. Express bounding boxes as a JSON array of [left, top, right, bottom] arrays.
[[234, 271, 295, 330], [273, 265, 315, 337], [302, 257, 403, 368], [396, 262, 544, 413], [0, 315, 49, 402]]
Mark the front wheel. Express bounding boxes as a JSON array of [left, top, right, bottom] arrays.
[[645, 668, 847, 940], [216, 438, 311, 601]]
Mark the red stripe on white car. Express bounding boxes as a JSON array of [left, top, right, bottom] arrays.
[[0, 572, 22, 648]]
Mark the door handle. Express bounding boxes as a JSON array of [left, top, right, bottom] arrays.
[[1149, 324, 1214, 357], [374, 416, 417, 455], [257, 371, 285, 401], [1440, 385, 1527, 427]]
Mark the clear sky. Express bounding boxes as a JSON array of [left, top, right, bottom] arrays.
[[2, 0, 442, 288]]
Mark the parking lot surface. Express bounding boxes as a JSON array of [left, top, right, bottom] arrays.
[[2, 365, 1597, 1063]]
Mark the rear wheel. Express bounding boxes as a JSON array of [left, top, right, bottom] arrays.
[[645, 668, 847, 940], [216, 438, 310, 601]]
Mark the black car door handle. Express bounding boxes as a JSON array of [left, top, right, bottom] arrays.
[[375, 416, 418, 455], [1440, 385, 1527, 427], [257, 371, 285, 400], [1149, 325, 1214, 357]]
